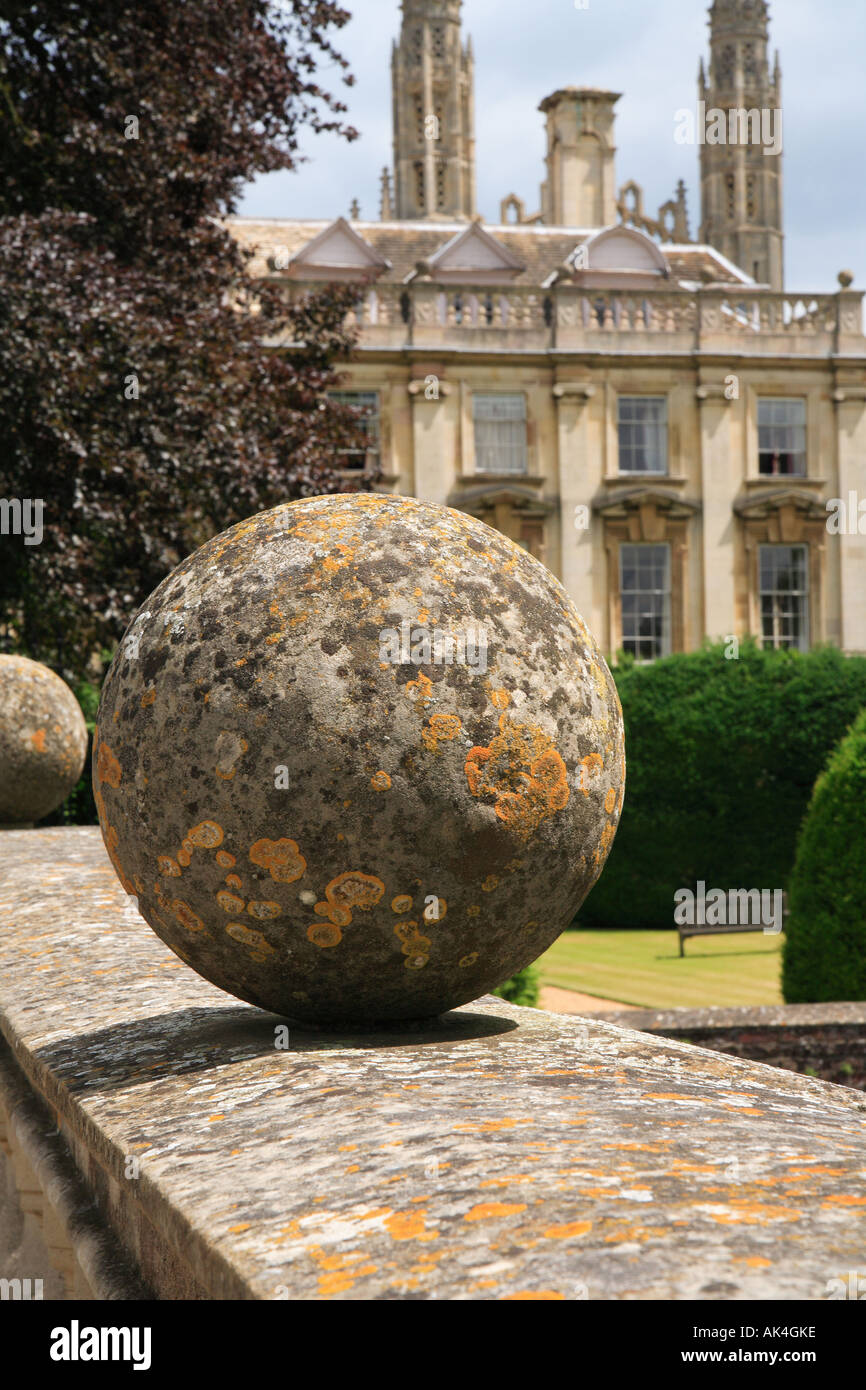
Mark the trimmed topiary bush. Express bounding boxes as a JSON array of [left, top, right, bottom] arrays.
[[782, 707, 866, 1003], [582, 641, 866, 928]]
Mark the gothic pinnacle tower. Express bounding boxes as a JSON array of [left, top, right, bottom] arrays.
[[390, 0, 476, 221], [699, 0, 784, 289]]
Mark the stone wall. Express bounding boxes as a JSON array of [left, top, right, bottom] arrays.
[[595, 1004, 866, 1092], [1, 828, 865, 1301]]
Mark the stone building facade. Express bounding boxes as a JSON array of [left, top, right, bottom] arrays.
[[231, 0, 866, 660]]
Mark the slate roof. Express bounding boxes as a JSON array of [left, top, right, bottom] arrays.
[[228, 217, 755, 289]]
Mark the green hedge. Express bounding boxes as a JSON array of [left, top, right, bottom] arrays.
[[782, 707, 866, 1003], [43, 678, 100, 827], [493, 964, 540, 1008], [582, 642, 866, 929]]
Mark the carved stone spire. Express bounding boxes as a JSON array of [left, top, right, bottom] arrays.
[[390, 1, 476, 221]]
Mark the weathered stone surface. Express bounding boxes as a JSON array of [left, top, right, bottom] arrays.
[[93, 493, 624, 1023], [0, 656, 87, 823], [595, 1003, 866, 1091], [1, 829, 864, 1302]]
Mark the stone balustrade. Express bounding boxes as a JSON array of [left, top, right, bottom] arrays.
[[295, 281, 864, 357], [2, 828, 865, 1301]]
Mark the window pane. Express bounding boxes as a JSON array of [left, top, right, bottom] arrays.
[[757, 399, 807, 476], [758, 544, 809, 651], [473, 394, 528, 474], [620, 543, 671, 661], [617, 397, 667, 474], [326, 391, 380, 471]]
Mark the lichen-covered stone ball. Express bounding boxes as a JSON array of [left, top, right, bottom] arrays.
[[0, 655, 88, 824], [94, 494, 625, 1023]]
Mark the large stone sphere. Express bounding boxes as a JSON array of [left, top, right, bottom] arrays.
[[0, 655, 88, 824], [95, 494, 625, 1023]]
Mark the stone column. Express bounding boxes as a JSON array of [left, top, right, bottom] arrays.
[[696, 382, 737, 643], [832, 386, 866, 655], [408, 374, 453, 506], [553, 383, 601, 640]]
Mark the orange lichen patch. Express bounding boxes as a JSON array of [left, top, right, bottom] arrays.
[[707, 1202, 803, 1225], [459, 952, 479, 968], [307, 922, 343, 948], [247, 900, 282, 920], [215, 851, 236, 869], [465, 714, 569, 840], [250, 838, 306, 883], [820, 1195, 866, 1207], [604, 786, 617, 815], [464, 1203, 527, 1222], [226, 922, 275, 958], [157, 856, 181, 877], [171, 899, 206, 933], [421, 713, 462, 752], [384, 1210, 438, 1242], [603, 1224, 668, 1246], [405, 671, 433, 711], [479, 1174, 536, 1188], [97, 742, 122, 787], [391, 895, 413, 913], [589, 661, 607, 701], [455, 1118, 532, 1133], [502, 1291, 564, 1301], [543, 1221, 591, 1240], [393, 920, 431, 970], [370, 770, 391, 790], [30, 728, 47, 753], [466, 905, 480, 916], [217, 891, 246, 915], [578, 752, 604, 796], [177, 848, 191, 868], [187, 821, 224, 849], [643, 1093, 708, 1103], [594, 822, 617, 864], [102, 823, 135, 895], [314, 1251, 378, 1299], [602, 1142, 666, 1154], [315, 871, 385, 927], [482, 875, 498, 892], [215, 731, 248, 780], [490, 689, 510, 710], [141, 688, 156, 708], [225, 873, 242, 890]]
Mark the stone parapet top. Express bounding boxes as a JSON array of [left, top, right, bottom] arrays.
[[1, 828, 864, 1301], [594, 1002, 866, 1032]]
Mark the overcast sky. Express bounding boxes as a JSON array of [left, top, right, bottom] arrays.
[[239, 0, 866, 294]]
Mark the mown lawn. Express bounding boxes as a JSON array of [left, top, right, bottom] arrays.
[[535, 928, 784, 1009]]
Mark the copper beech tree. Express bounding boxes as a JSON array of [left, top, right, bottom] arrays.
[[0, 0, 372, 677]]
